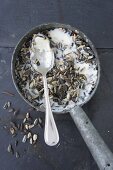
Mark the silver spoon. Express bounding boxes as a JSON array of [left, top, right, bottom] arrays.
[[30, 35, 59, 146]]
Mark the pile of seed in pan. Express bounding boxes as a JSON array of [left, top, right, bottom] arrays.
[[15, 27, 98, 112]]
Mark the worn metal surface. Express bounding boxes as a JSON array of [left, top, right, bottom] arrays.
[[70, 107, 113, 170], [0, 0, 113, 170]]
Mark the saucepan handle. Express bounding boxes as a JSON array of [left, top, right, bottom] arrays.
[[70, 106, 113, 170]]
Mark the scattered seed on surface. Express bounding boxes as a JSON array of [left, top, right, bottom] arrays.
[[38, 117, 43, 124], [33, 134, 38, 141], [10, 122, 17, 130], [7, 144, 14, 154], [23, 118, 27, 123], [33, 118, 38, 126], [28, 124, 34, 129], [27, 132, 32, 139], [3, 125, 7, 129], [7, 101, 11, 108], [15, 152, 20, 158], [2, 91, 15, 97], [10, 127, 15, 135], [20, 123, 23, 131], [38, 123, 43, 129], [25, 124, 29, 130], [13, 109, 19, 116], [8, 108, 14, 113], [22, 135, 27, 143], [15, 140, 18, 147], [28, 107, 35, 111], [26, 112, 30, 119], [3, 103, 8, 109], [30, 137, 33, 144]]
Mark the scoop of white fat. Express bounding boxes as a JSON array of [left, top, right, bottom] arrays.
[[49, 28, 73, 46], [30, 34, 54, 74]]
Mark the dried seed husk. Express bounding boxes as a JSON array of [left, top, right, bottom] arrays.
[[27, 132, 32, 139], [34, 118, 38, 126], [28, 124, 34, 129], [10, 122, 17, 131], [2, 91, 15, 97], [29, 137, 33, 144], [22, 135, 27, 143], [52, 81, 57, 85], [13, 109, 19, 116], [8, 108, 14, 113], [28, 107, 35, 111], [25, 124, 29, 130], [26, 112, 30, 119], [29, 80, 35, 88], [15, 140, 18, 147], [33, 134, 38, 141], [66, 93, 71, 100], [3, 103, 8, 109], [7, 101, 11, 108], [15, 152, 20, 158], [7, 144, 14, 154], [20, 123, 24, 131], [38, 122, 43, 128], [10, 127, 15, 135], [47, 77, 53, 82], [38, 117, 43, 124], [23, 118, 27, 123]]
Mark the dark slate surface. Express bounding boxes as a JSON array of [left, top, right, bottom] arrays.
[[0, 0, 113, 170], [0, 0, 113, 48]]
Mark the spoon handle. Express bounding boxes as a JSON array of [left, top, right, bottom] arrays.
[[43, 75, 59, 146]]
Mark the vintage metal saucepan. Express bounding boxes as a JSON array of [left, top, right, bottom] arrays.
[[11, 23, 113, 169]]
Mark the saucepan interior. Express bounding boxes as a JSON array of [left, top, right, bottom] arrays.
[[11, 23, 100, 114]]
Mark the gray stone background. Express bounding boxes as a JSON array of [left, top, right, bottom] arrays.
[[0, 0, 113, 170]]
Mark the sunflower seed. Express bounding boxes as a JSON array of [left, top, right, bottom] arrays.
[[10, 127, 15, 135], [47, 77, 52, 82], [25, 124, 29, 130], [26, 112, 30, 119], [8, 108, 14, 113], [28, 107, 35, 111], [15, 140, 18, 147], [38, 117, 43, 124], [22, 135, 27, 143], [23, 118, 27, 123], [3, 103, 8, 109], [38, 122, 43, 128], [15, 152, 20, 158], [66, 93, 70, 100], [13, 109, 19, 116], [7, 101, 11, 108], [7, 144, 14, 154], [29, 137, 33, 144], [10, 122, 17, 130], [28, 124, 34, 129], [2, 91, 15, 97], [20, 123, 23, 131], [27, 132, 32, 139], [33, 134, 38, 141], [33, 118, 38, 126]]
